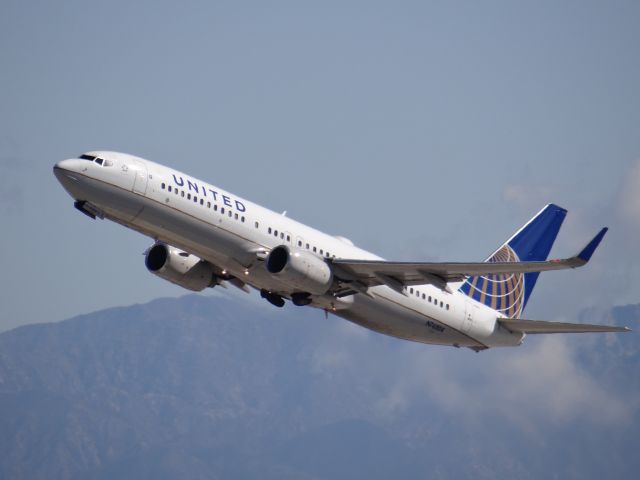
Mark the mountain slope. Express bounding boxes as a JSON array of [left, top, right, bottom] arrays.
[[0, 294, 637, 479]]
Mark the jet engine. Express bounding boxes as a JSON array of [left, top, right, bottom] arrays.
[[265, 245, 333, 295], [145, 243, 217, 292]]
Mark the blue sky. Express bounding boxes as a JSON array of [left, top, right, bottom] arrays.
[[1, 0, 639, 331]]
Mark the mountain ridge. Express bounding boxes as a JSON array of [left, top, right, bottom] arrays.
[[0, 294, 637, 479]]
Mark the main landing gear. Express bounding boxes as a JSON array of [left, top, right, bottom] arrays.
[[260, 289, 285, 308], [260, 290, 313, 308], [291, 292, 312, 306]]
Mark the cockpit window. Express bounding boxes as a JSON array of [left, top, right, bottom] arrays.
[[78, 154, 112, 166]]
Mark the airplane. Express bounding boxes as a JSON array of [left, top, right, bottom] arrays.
[[53, 151, 630, 351]]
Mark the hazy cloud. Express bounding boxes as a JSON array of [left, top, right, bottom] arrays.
[[0, 148, 28, 212], [439, 338, 629, 426], [617, 159, 640, 231], [490, 337, 630, 424], [309, 320, 635, 435], [503, 184, 554, 213], [499, 159, 640, 317]]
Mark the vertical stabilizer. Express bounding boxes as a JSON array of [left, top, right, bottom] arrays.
[[459, 204, 567, 317]]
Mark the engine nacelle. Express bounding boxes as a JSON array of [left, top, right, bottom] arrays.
[[145, 243, 217, 292], [265, 245, 333, 295]]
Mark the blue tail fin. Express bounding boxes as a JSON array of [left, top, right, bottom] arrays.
[[459, 204, 567, 317]]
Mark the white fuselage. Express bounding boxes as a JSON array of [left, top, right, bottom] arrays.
[[54, 152, 523, 350]]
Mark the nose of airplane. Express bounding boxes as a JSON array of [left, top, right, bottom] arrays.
[[53, 159, 76, 172], [53, 159, 83, 193]]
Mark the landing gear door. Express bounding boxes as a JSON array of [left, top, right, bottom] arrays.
[[130, 159, 148, 195]]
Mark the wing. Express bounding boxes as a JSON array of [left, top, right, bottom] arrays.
[[498, 318, 631, 334], [331, 228, 607, 293]]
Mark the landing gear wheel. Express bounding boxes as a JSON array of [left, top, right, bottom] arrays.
[[260, 289, 285, 308], [291, 292, 312, 306]]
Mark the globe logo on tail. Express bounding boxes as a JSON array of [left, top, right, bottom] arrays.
[[459, 244, 525, 318]]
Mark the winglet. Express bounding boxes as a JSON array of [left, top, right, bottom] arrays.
[[577, 227, 608, 263]]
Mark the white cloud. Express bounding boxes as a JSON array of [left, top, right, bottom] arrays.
[[301, 237, 637, 433], [492, 337, 630, 423], [418, 337, 633, 431], [314, 320, 635, 433]]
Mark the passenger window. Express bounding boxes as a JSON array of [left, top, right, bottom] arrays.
[[298, 241, 302, 247], [228, 211, 232, 217], [268, 227, 272, 234], [181, 191, 185, 197], [440, 301, 444, 308], [274, 230, 278, 237], [280, 233, 284, 239], [187, 193, 191, 200], [416, 291, 419, 297], [306, 243, 310, 249], [287, 235, 290, 242], [161, 183, 166, 189], [410, 288, 414, 294], [446, 304, 450, 310], [422, 293, 426, 300], [255, 222, 259, 228], [235, 213, 238, 220], [313, 246, 317, 253], [207, 201, 211, 208], [214, 205, 218, 211], [221, 207, 225, 214], [428, 296, 432, 302], [241, 216, 245, 223], [194, 196, 198, 203], [168, 186, 172, 192]]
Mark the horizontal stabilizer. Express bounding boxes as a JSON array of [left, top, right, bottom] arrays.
[[498, 318, 631, 334]]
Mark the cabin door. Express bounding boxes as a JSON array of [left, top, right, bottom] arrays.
[[130, 159, 148, 195]]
